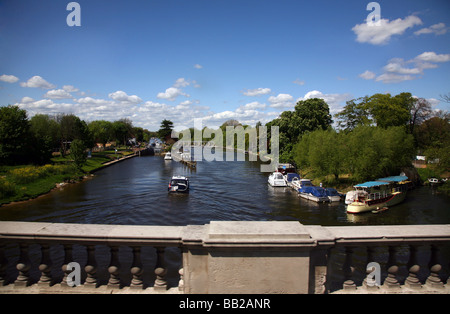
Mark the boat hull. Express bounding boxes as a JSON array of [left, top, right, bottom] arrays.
[[299, 193, 329, 203], [346, 191, 406, 214]]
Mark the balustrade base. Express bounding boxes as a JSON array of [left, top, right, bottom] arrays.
[[332, 284, 450, 294], [0, 283, 182, 294]]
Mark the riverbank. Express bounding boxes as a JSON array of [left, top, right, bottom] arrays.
[[0, 149, 138, 206]]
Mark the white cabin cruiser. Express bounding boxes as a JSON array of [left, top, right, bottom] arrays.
[[164, 152, 172, 160], [168, 176, 190, 193], [268, 172, 287, 187]]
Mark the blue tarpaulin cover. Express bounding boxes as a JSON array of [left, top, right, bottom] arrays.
[[300, 186, 327, 197]]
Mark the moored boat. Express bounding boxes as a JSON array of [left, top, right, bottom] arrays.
[[298, 186, 329, 203], [164, 152, 172, 160], [346, 176, 408, 214], [284, 173, 300, 187], [268, 172, 287, 187], [325, 188, 343, 202]]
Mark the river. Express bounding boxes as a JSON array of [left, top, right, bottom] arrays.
[[1, 153, 449, 226]]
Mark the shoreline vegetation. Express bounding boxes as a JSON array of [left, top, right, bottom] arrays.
[[0, 148, 137, 206]]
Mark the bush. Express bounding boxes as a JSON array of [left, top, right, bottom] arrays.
[[0, 177, 16, 198]]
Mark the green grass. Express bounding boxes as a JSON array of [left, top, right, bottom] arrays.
[[0, 148, 135, 205]]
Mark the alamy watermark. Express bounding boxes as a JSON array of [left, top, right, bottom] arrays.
[[170, 118, 279, 173], [366, 2, 381, 26], [66, 2, 81, 27]]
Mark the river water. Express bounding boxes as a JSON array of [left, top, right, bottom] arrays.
[[1, 154, 449, 289], [1, 153, 449, 226]]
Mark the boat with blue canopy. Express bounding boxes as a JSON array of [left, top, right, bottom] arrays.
[[346, 176, 408, 214]]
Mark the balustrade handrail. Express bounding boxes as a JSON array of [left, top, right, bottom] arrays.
[[0, 221, 185, 247]]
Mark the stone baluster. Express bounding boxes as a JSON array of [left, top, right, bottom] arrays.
[[178, 267, 184, 292], [14, 243, 31, 287], [154, 247, 167, 291], [130, 246, 143, 290], [61, 244, 74, 287], [425, 244, 444, 289], [342, 247, 356, 290], [405, 245, 422, 290], [383, 246, 400, 289], [107, 246, 121, 289], [363, 246, 379, 290], [38, 244, 52, 287], [84, 245, 97, 288], [0, 243, 7, 286]]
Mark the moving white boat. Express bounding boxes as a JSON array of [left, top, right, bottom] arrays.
[[168, 176, 190, 193], [164, 152, 172, 160], [268, 172, 287, 187], [298, 186, 329, 203], [346, 176, 408, 214]]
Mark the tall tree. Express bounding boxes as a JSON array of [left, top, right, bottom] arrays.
[[158, 119, 174, 141], [0, 105, 31, 165]]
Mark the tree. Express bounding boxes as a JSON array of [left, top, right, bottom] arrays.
[[365, 93, 413, 128], [0, 105, 31, 165], [294, 129, 345, 181], [335, 97, 372, 130], [408, 98, 432, 135], [29, 114, 60, 164], [70, 139, 87, 170], [295, 98, 333, 133], [88, 120, 113, 147], [58, 114, 92, 155], [158, 119, 174, 141], [266, 98, 333, 162]]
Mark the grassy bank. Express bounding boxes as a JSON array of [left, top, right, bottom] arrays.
[[0, 148, 135, 205]]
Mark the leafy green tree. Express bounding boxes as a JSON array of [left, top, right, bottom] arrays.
[[29, 114, 60, 164], [88, 120, 113, 147], [266, 98, 333, 163], [58, 114, 92, 155], [70, 139, 87, 170], [0, 105, 31, 165], [334, 97, 372, 130]]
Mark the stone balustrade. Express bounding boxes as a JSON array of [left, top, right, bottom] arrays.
[[0, 221, 449, 294]]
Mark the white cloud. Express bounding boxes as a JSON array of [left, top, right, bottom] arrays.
[[359, 70, 376, 80], [194, 64, 203, 69], [62, 85, 79, 93], [293, 79, 305, 86], [0, 74, 19, 83], [361, 51, 450, 84], [414, 51, 450, 63], [44, 89, 73, 99], [20, 76, 56, 89], [414, 23, 448, 36], [108, 90, 142, 104], [157, 78, 191, 101], [375, 73, 416, 84], [21, 97, 34, 103], [242, 88, 271, 97], [157, 87, 188, 101], [298, 90, 353, 115], [268, 93, 294, 108], [352, 15, 422, 45], [174, 78, 190, 88]]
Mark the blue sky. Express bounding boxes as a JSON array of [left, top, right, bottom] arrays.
[[1, 0, 449, 131]]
